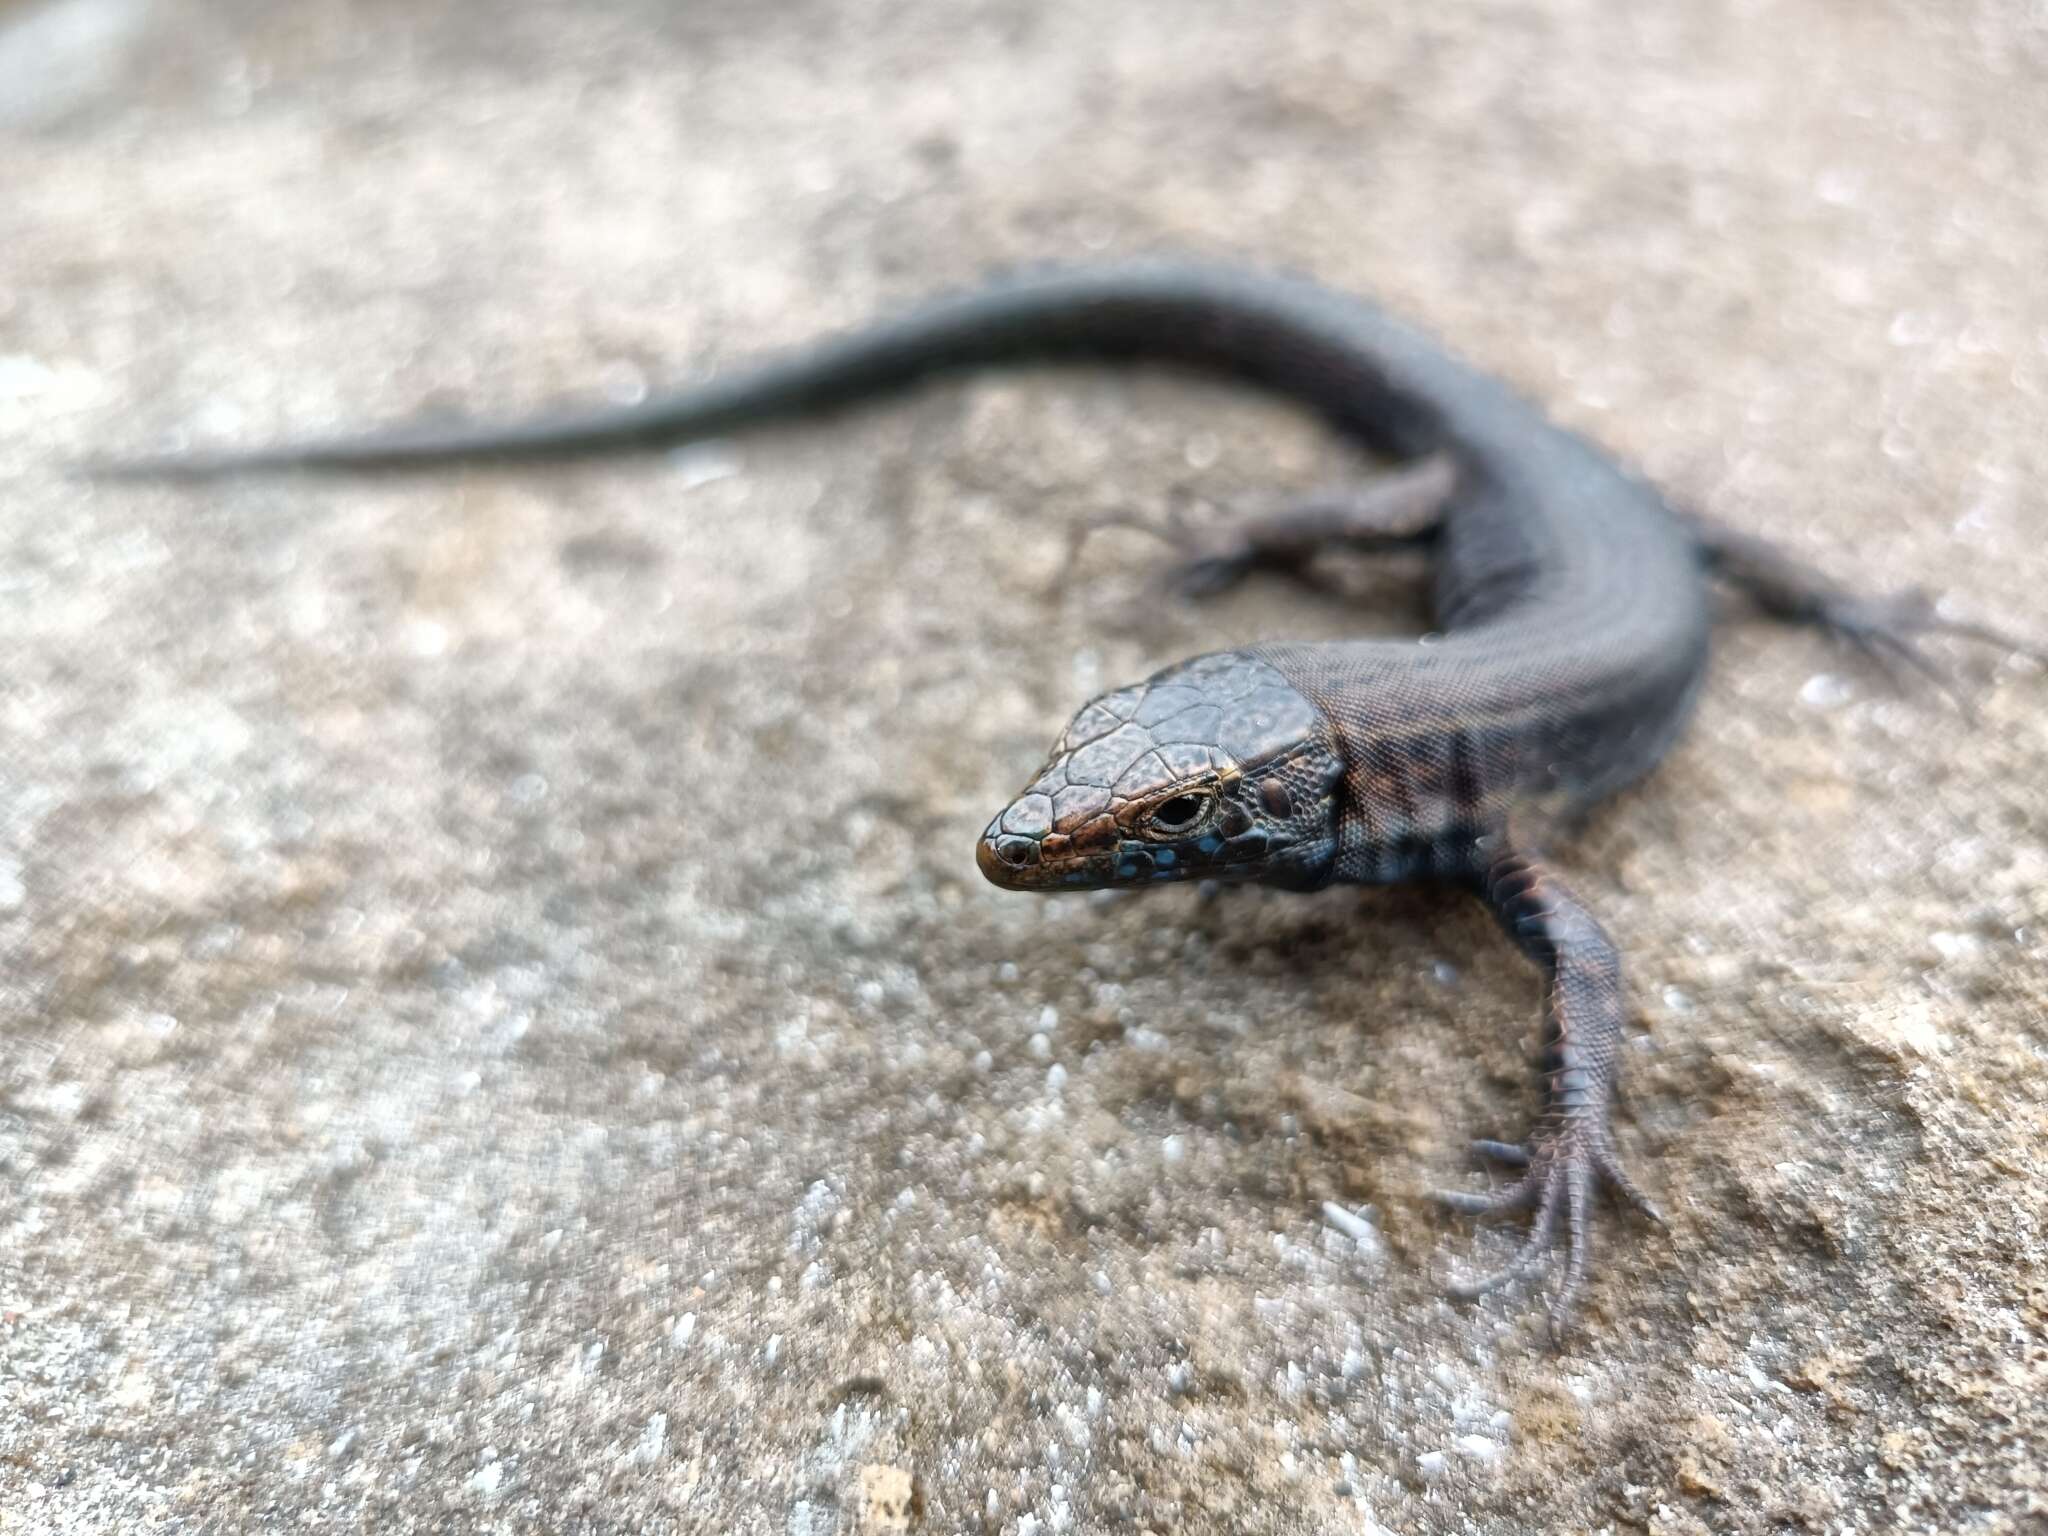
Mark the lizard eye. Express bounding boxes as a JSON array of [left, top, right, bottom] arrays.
[[1148, 791, 1211, 832]]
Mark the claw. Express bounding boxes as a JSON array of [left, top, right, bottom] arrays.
[[1058, 508, 1189, 589], [1592, 1142, 1665, 1224], [1927, 615, 2046, 661], [1057, 505, 1263, 601], [1433, 1164, 1538, 1217], [1471, 1139, 1531, 1166], [1448, 1168, 1563, 1299], [1842, 620, 1971, 718]]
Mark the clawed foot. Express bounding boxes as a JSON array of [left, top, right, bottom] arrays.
[[1060, 504, 1291, 600], [1435, 1119, 1662, 1334], [1688, 516, 2042, 715], [1817, 587, 2043, 715], [1060, 459, 1453, 603]]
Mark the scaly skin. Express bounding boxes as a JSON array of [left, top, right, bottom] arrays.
[[95, 262, 2033, 1332]]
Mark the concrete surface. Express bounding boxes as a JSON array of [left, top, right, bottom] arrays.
[[4, 0, 2045, 1530]]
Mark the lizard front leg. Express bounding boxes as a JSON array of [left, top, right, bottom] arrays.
[[1438, 844, 1662, 1329], [1062, 451, 1457, 596]]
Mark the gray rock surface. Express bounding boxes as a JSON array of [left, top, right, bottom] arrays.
[[3, 0, 2044, 1530]]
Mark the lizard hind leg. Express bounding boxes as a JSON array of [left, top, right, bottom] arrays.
[[1061, 450, 1457, 599]]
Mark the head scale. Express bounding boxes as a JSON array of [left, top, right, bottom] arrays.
[[976, 651, 1343, 894]]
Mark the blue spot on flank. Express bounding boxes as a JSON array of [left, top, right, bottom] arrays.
[[1065, 872, 1088, 883], [1153, 869, 1176, 879], [1197, 836, 1223, 855], [1156, 849, 1176, 866], [1117, 863, 1138, 879]]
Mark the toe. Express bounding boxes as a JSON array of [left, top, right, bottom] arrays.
[[1592, 1142, 1665, 1224], [1548, 1165, 1594, 1329], [1448, 1167, 1563, 1299], [1433, 1166, 1538, 1218], [1172, 549, 1253, 598]]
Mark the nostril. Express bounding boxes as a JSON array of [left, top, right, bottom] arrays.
[[998, 837, 1037, 868]]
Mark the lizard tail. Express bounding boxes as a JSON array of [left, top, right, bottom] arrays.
[[81, 263, 1470, 479]]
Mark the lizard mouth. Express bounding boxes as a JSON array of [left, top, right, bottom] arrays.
[[974, 815, 1122, 891], [975, 814, 1239, 893]]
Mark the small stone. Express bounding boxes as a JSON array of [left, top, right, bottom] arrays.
[[627, 1413, 667, 1468], [1799, 673, 1853, 710], [670, 442, 740, 489], [1320, 1201, 1374, 1243], [111, 1369, 153, 1409]]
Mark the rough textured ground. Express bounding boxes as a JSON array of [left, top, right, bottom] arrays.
[[4, 0, 2045, 1531]]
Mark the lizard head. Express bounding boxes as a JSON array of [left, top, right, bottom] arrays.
[[976, 650, 1344, 894]]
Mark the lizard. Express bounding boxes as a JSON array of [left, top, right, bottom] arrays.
[[93, 261, 2030, 1328]]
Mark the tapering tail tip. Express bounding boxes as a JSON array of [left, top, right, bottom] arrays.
[[70, 449, 247, 483]]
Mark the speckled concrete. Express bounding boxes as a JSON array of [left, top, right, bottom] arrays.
[[4, 0, 2045, 1531]]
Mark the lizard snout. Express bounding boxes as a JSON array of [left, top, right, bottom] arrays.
[[977, 824, 1042, 887]]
